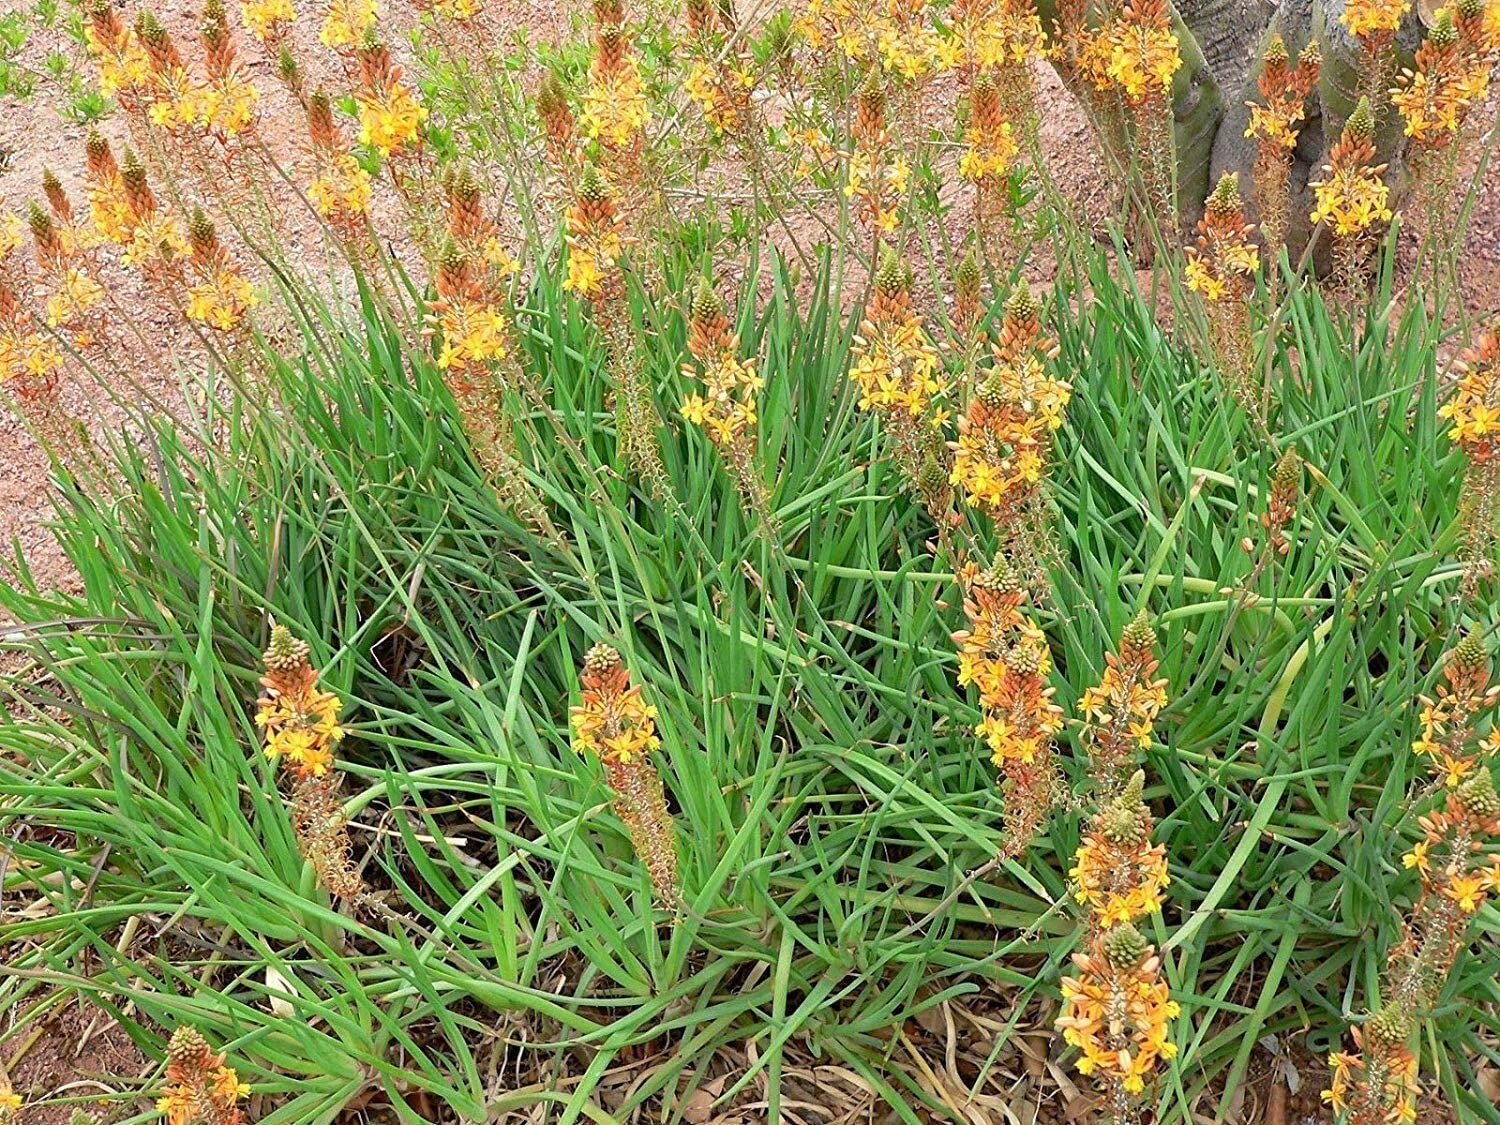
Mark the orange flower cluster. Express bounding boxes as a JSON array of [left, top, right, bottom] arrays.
[[354, 41, 428, 158], [1184, 173, 1259, 303], [580, 0, 650, 157], [1326, 635, 1500, 1121], [320, 0, 377, 49], [424, 173, 550, 527], [950, 0, 1048, 74], [801, 0, 946, 81], [118, 149, 195, 286], [1244, 35, 1321, 152], [1412, 631, 1500, 787], [83, 131, 135, 247], [563, 163, 625, 304], [0, 206, 65, 391], [156, 1025, 249, 1125], [1070, 772, 1171, 926], [1185, 174, 1261, 411], [845, 72, 911, 234], [256, 625, 363, 900], [949, 282, 1069, 525], [953, 556, 1063, 853], [1456, 0, 1500, 61], [684, 0, 757, 136], [1446, 321, 1500, 573], [959, 72, 1019, 185], [1342, 0, 1411, 49], [305, 91, 374, 236], [1092, 0, 1182, 106], [1324, 1003, 1420, 1124], [571, 643, 662, 764], [198, 0, 261, 140], [30, 179, 100, 334], [1058, 773, 1178, 1105], [83, 0, 150, 107], [1058, 924, 1179, 1103], [185, 209, 258, 331], [571, 643, 679, 902], [681, 276, 765, 458], [849, 249, 946, 498], [1403, 770, 1500, 913], [1244, 35, 1320, 275], [241, 0, 295, 46], [1077, 612, 1169, 789], [429, 166, 517, 381], [850, 249, 942, 420], [1310, 98, 1392, 240], [256, 625, 345, 781], [1441, 325, 1500, 579], [136, 10, 201, 132], [1439, 318, 1500, 460]]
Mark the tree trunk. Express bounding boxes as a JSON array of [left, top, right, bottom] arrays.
[[1037, 0, 1425, 253]]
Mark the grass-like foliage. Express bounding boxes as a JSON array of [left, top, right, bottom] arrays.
[[0, 244, 1494, 1121]]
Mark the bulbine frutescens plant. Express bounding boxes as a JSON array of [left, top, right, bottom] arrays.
[[1, 0, 1500, 1120]]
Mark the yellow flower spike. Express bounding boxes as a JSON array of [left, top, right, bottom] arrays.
[[959, 71, 1019, 184], [241, 0, 295, 43], [1342, 0, 1412, 43], [581, 6, 651, 151], [1100, 0, 1182, 105], [1310, 98, 1392, 239], [255, 625, 362, 899], [256, 625, 346, 781], [850, 248, 942, 420], [951, 282, 1069, 523], [563, 162, 624, 302], [571, 644, 679, 903], [1059, 615, 1178, 1110], [1056, 925, 1179, 1102], [353, 43, 427, 157], [158, 1025, 250, 1125], [320, 0, 377, 48]]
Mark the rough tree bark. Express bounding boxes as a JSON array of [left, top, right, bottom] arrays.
[[1033, 0, 1425, 249]]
